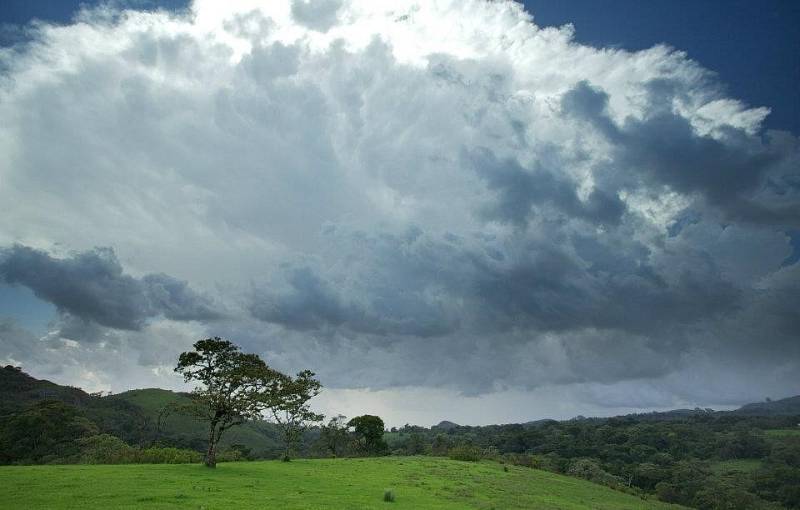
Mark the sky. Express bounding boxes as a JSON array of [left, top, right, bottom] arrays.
[[0, 0, 798, 427]]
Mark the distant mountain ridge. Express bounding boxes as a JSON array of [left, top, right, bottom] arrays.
[[4, 365, 800, 435], [734, 395, 800, 416], [435, 395, 800, 428]]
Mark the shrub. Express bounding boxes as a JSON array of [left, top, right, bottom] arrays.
[[449, 444, 481, 462], [567, 458, 623, 488], [383, 489, 395, 502], [216, 449, 244, 462], [135, 447, 201, 464], [431, 434, 451, 456], [78, 434, 134, 464], [502, 453, 540, 469], [77, 436, 201, 465]]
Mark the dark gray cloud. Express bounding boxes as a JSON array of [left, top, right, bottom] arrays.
[[249, 222, 741, 346], [250, 250, 459, 338], [468, 148, 627, 227], [562, 80, 800, 226], [0, 245, 220, 330]]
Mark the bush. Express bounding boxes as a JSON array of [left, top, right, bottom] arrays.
[[502, 453, 540, 469], [216, 449, 244, 462], [536, 453, 570, 474], [567, 458, 623, 488], [76, 435, 200, 464], [431, 434, 451, 456], [135, 447, 201, 464], [78, 434, 134, 464], [383, 489, 395, 502], [449, 444, 481, 462]]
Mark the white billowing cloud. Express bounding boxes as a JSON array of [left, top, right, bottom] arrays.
[[0, 0, 798, 423]]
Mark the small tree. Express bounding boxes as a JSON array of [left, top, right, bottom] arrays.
[[431, 433, 451, 456], [348, 414, 388, 456], [320, 415, 349, 457], [175, 337, 279, 468], [261, 369, 323, 461]]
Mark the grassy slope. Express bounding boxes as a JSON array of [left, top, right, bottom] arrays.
[[1, 457, 684, 510], [109, 389, 282, 455], [765, 428, 800, 439], [710, 459, 762, 475]]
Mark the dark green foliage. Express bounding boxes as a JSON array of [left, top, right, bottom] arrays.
[[78, 434, 134, 464], [77, 434, 201, 464], [134, 446, 202, 464], [753, 437, 800, 508], [174, 337, 283, 468], [448, 443, 481, 462], [260, 369, 323, 462], [652, 460, 710, 506], [0, 365, 91, 415], [692, 478, 781, 510], [319, 415, 349, 457], [348, 415, 389, 456], [397, 432, 426, 455], [383, 489, 395, 502], [431, 433, 451, 456], [717, 429, 770, 460], [567, 458, 622, 488], [0, 400, 97, 464]]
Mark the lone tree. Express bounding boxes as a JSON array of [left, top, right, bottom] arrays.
[[261, 369, 323, 461], [348, 414, 388, 456], [175, 337, 280, 468]]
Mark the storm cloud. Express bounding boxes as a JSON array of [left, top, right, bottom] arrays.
[[0, 0, 798, 420], [0, 245, 220, 330]]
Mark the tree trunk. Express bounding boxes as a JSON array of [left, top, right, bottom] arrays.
[[282, 427, 291, 462], [205, 440, 217, 468], [205, 422, 218, 468]]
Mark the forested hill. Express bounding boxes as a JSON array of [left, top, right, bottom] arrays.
[[0, 364, 92, 413], [735, 396, 800, 416], [0, 365, 287, 462]]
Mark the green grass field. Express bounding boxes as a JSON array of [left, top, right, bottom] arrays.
[[765, 428, 800, 438], [1, 457, 683, 509], [710, 459, 761, 475]]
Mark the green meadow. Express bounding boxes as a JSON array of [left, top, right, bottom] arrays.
[[2, 457, 683, 510], [764, 428, 800, 439]]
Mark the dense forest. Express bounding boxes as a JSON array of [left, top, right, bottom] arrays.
[[1, 365, 798, 509]]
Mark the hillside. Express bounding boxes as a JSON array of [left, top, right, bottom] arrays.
[[1, 456, 684, 510], [734, 396, 800, 416], [0, 365, 92, 414], [108, 388, 286, 457], [0, 366, 289, 458]]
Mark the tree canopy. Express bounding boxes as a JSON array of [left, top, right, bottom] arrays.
[[174, 337, 282, 467]]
